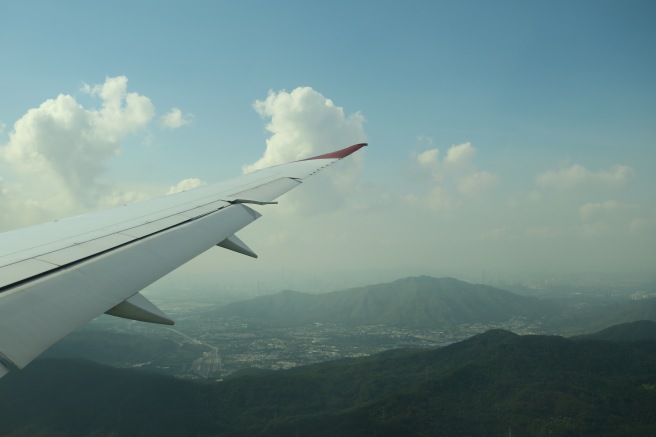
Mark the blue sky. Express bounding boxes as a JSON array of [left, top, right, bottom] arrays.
[[1, 1, 654, 289]]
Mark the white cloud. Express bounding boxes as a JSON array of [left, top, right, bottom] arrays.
[[243, 87, 367, 214], [576, 200, 649, 237], [457, 171, 498, 195], [579, 200, 621, 221], [167, 178, 206, 195], [416, 142, 483, 178], [243, 87, 366, 173], [0, 76, 156, 227], [2, 76, 154, 206], [100, 190, 147, 208], [84, 76, 155, 134], [416, 148, 439, 167], [161, 107, 192, 129], [444, 142, 475, 167], [408, 141, 498, 207], [536, 164, 632, 190], [0, 176, 52, 230], [404, 186, 454, 211]]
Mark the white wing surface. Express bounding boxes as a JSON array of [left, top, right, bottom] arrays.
[[0, 143, 367, 378]]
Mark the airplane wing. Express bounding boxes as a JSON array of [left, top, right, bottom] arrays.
[[0, 143, 367, 378]]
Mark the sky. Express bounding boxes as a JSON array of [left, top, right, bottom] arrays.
[[1, 1, 654, 291]]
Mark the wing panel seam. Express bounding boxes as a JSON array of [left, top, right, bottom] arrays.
[[0, 206, 225, 295]]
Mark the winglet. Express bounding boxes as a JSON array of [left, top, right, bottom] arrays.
[[302, 143, 367, 161]]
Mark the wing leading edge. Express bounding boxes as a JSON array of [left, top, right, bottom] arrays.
[[0, 143, 367, 377]]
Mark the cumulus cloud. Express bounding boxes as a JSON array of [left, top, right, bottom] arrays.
[[0, 76, 160, 228], [0, 176, 52, 230], [536, 164, 632, 190], [414, 142, 491, 180], [243, 87, 367, 214], [167, 178, 206, 195], [2, 76, 154, 208], [408, 142, 497, 208], [161, 107, 192, 129], [444, 142, 475, 167], [575, 200, 649, 237], [243, 87, 366, 173], [457, 171, 498, 195], [416, 148, 439, 167]]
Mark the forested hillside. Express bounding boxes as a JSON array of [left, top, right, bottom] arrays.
[[1, 328, 654, 436]]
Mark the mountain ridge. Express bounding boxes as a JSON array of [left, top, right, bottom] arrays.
[[571, 320, 656, 342], [211, 276, 559, 328]]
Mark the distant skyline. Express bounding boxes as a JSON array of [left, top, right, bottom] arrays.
[[1, 1, 654, 289]]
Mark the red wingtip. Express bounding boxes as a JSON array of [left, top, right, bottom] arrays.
[[302, 143, 368, 161]]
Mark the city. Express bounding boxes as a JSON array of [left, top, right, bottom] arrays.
[[85, 310, 547, 379]]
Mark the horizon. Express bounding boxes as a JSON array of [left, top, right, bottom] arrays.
[[1, 1, 654, 287], [145, 270, 656, 303]]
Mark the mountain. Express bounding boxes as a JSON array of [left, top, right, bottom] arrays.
[[211, 276, 560, 328], [571, 320, 656, 342], [550, 298, 656, 335], [2, 330, 654, 436]]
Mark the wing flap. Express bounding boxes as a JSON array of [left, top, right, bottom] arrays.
[[0, 259, 57, 290], [117, 215, 193, 239], [0, 200, 230, 269], [0, 201, 234, 290], [35, 233, 135, 266]]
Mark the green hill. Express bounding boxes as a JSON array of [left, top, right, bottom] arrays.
[[571, 320, 656, 342], [212, 276, 559, 328], [1, 329, 655, 436], [551, 299, 656, 335]]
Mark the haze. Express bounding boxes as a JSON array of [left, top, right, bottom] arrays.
[[1, 1, 654, 290]]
